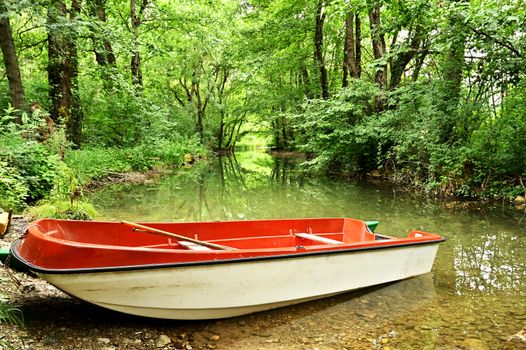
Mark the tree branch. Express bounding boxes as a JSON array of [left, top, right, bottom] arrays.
[[467, 25, 522, 57]]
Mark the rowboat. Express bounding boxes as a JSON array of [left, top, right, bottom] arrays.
[[9, 218, 444, 319]]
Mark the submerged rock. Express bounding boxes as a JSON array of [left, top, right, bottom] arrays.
[[97, 338, 111, 344], [506, 326, 526, 342], [209, 334, 221, 341], [356, 309, 377, 318], [156, 334, 172, 348], [460, 338, 490, 350]]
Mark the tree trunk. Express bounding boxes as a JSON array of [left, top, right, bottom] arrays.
[[368, 5, 387, 90], [172, 74, 208, 144], [217, 114, 224, 150], [66, 0, 83, 148], [281, 115, 288, 149], [0, 1, 25, 119], [130, 0, 143, 90], [196, 108, 204, 143], [48, 0, 69, 125], [389, 26, 423, 90], [315, 0, 329, 99], [355, 14, 361, 78], [47, 0, 83, 148], [301, 65, 314, 99], [442, 24, 465, 107], [131, 53, 142, 88], [88, 0, 116, 67], [438, 1, 467, 143], [411, 50, 427, 82], [215, 68, 229, 150], [342, 13, 352, 88], [193, 80, 207, 143], [342, 12, 361, 87]]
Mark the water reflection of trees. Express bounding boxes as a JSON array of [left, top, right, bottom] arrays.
[[207, 153, 313, 220], [453, 230, 526, 294]]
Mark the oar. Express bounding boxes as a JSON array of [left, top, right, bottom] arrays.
[[121, 221, 236, 251]]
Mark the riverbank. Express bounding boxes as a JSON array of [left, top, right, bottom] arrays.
[[0, 132, 208, 221], [363, 173, 526, 213], [270, 149, 526, 212]]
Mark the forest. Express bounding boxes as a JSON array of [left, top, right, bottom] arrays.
[[1, 0, 525, 215]]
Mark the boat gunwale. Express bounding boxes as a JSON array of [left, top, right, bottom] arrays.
[[9, 237, 445, 275]]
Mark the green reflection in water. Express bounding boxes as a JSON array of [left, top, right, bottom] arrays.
[[88, 151, 526, 349]]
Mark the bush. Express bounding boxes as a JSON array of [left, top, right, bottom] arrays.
[[64, 148, 133, 185], [0, 136, 59, 206], [0, 160, 29, 211], [290, 78, 526, 199], [64, 136, 208, 185], [467, 81, 526, 198], [293, 80, 379, 173], [0, 102, 208, 212]]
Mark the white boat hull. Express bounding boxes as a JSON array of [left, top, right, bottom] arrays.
[[37, 243, 439, 319]]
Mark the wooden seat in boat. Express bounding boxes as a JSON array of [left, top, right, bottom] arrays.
[[295, 233, 342, 245], [178, 241, 213, 251]]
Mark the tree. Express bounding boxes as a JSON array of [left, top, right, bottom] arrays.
[[88, 0, 116, 68], [388, 25, 423, 90], [0, 0, 25, 118], [315, 0, 329, 99], [442, 4, 466, 107], [368, 3, 387, 90], [342, 11, 361, 87], [130, 0, 149, 90], [47, 0, 83, 148]]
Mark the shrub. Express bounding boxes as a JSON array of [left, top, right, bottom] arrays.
[[293, 80, 379, 173], [64, 148, 132, 185], [0, 161, 29, 211], [0, 136, 59, 205], [25, 199, 98, 220]]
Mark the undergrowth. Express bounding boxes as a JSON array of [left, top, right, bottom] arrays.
[[0, 106, 208, 218], [292, 80, 526, 201]]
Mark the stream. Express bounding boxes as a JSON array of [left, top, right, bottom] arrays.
[[86, 150, 526, 349]]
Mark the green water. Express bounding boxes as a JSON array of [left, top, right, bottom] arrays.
[[89, 151, 526, 349]]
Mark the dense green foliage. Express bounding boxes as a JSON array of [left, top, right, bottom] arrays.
[[0, 0, 525, 207], [0, 106, 206, 214]]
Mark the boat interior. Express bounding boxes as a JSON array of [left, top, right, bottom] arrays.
[[13, 218, 442, 269], [33, 218, 384, 251]]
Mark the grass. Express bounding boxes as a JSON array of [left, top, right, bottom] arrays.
[[0, 292, 23, 327], [25, 199, 98, 221]]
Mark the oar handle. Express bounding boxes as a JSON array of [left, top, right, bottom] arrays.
[[121, 221, 236, 251]]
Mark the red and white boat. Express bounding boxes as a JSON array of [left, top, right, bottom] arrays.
[[10, 218, 444, 319]]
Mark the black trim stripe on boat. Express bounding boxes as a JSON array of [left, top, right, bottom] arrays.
[[9, 238, 446, 275]]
